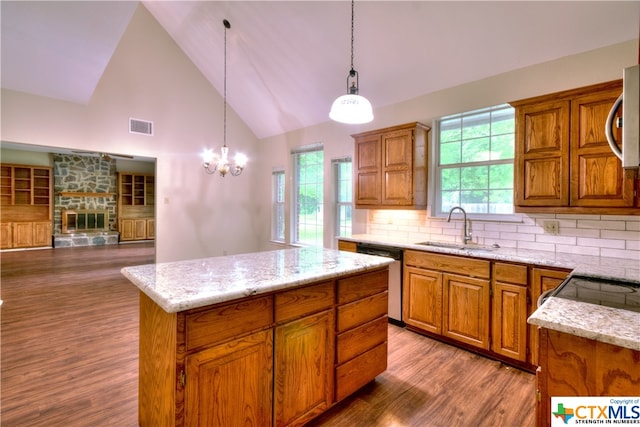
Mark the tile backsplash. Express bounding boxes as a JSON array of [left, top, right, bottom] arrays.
[[366, 209, 640, 261]]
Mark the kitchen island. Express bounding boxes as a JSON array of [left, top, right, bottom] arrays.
[[121, 247, 393, 427]]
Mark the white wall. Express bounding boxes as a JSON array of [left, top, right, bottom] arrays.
[[1, 4, 262, 262], [257, 39, 640, 259]]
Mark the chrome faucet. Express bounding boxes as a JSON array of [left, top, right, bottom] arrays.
[[447, 206, 472, 244]]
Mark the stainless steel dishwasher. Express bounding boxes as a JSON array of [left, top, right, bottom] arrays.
[[355, 243, 403, 325]]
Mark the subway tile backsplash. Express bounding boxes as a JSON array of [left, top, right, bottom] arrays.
[[366, 210, 640, 261]]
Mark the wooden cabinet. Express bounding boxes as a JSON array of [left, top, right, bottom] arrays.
[[1, 164, 53, 249], [352, 122, 430, 209], [185, 330, 273, 427], [139, 269, 388, 426], [337, 239, 357, 252], [511, 80, 639, 213], [335, 269, 388, 402], [7, 221, 52, 248], [528, 267, 570, 367], [404, 265, 443, 334], [404, 250, 490, 351], [491, 262, 529, 362], [536, 328, 640, 427], [274, 282, 334, 426], [118, 172, 154, 241]]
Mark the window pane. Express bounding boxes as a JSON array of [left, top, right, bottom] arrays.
[[490, 134, 514, 160], [461, 137, 490, 163], [441, 168, 460, 191], [440, 141, 461, 165], [272, 170, 285, 241], [462, 111, 490, 139], [440, 117, 461, 142], [489, 164, 513, 189], [461, 166, 488, 190]]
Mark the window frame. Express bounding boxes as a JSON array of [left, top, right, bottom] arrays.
[[271, 169, 285, 243], [291, 144, 324, 247], [433, 104, 517, 219], [332, 157, 352, 238]]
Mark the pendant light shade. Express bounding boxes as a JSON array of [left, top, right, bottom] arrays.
[[329, 0, 373, 124]]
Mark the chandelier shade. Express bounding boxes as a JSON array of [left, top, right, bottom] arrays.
[[203, 18, 246, 178]]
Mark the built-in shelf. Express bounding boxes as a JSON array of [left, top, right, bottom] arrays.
[[58, 192, 116, 198]]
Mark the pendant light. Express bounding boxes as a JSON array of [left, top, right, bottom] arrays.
[[329, 0, 373, 124], [203, 19, 247, 177]]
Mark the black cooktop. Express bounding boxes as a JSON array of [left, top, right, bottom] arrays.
[[551, 275, 640, 313]]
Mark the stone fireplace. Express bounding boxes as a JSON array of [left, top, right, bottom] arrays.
[[53, 154, 119, 247]]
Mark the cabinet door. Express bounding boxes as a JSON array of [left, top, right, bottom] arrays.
[[443, 273, 490, 350], [120, 219, 134, 241], [354, 134, 381, 206], [515, 100, 570, 207], [134, 219, 147, 240], [146, 219, 155, 239], [492, 282, 528, 361], [1, 223, 12, 249], [403, 266, 443, 335], [570, 88, 635, 207], [381, 128, 413, 206], [529, 267, 569, 366], [32, 221, 51, 246], [12, 222, 33, 248], [185, 329, 273, 427], [274, 310, 334, 426]]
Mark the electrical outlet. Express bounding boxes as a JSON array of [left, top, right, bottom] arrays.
[[543, 220, 559, 235]]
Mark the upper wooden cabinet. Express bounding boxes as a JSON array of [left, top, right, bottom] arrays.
[[511, 80, 639, 213], [352, 122, 431, 209]]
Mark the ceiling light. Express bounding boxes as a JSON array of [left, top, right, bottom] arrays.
[[203, 19, 247, 177], [329, 0, 373, 125]]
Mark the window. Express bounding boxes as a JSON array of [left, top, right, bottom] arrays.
[[292, 145, 324, 246], [435, 104, 515, 215], [271, 169, 285, 242], [333, 157, 352, 237]]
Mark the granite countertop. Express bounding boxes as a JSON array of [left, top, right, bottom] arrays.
[[340, 234, 640, 351], [121, 246, 393, 313]]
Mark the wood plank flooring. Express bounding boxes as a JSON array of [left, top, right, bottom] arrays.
[[1, 244, 535, 427]]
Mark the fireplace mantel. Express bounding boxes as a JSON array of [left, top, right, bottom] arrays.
[[58, 192, 116, 198]]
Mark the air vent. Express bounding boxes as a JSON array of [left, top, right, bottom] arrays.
[[129, 118, 153, 136]]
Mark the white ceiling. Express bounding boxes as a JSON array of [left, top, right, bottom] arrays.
[[2, 1, 639, 139]]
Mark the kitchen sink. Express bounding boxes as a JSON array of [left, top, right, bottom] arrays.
[[415, 241, 499, 252]]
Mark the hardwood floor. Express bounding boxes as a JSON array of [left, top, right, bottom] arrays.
[[1, 244, 535, 427]]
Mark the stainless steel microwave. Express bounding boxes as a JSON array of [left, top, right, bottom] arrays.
[[606, 64, 640, 170]]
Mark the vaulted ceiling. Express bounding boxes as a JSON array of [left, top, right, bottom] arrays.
[[2, 1, 639, 139]]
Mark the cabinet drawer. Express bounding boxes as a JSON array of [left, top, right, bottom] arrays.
[[493, 262, 528, 286], [335, 342, 387, 402], [337, 291, 388, 332], [275, 281, 334, 323], [186, 296, 273, 351], [337, 269, 388, 304], [336, 315, 387, 364], [404, 250, 490, 279]]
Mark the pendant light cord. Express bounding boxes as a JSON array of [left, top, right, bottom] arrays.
[[350, 0, 355, 71], [223, 19, 230, 148]]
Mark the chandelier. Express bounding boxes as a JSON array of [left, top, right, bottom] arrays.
[[329, 0, 373, 124], [203, 19, 247, 177]]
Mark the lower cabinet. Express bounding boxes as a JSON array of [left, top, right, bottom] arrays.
[[404, 250, 491, 352], [536, 328, 640, 427], [120, 218, 154, 241], [528, 267, 570, 366], [1, 221, 52, 249], [185, 330, 273, 427], [139, 268, 389, 427], [491, 262, 529, 362]]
